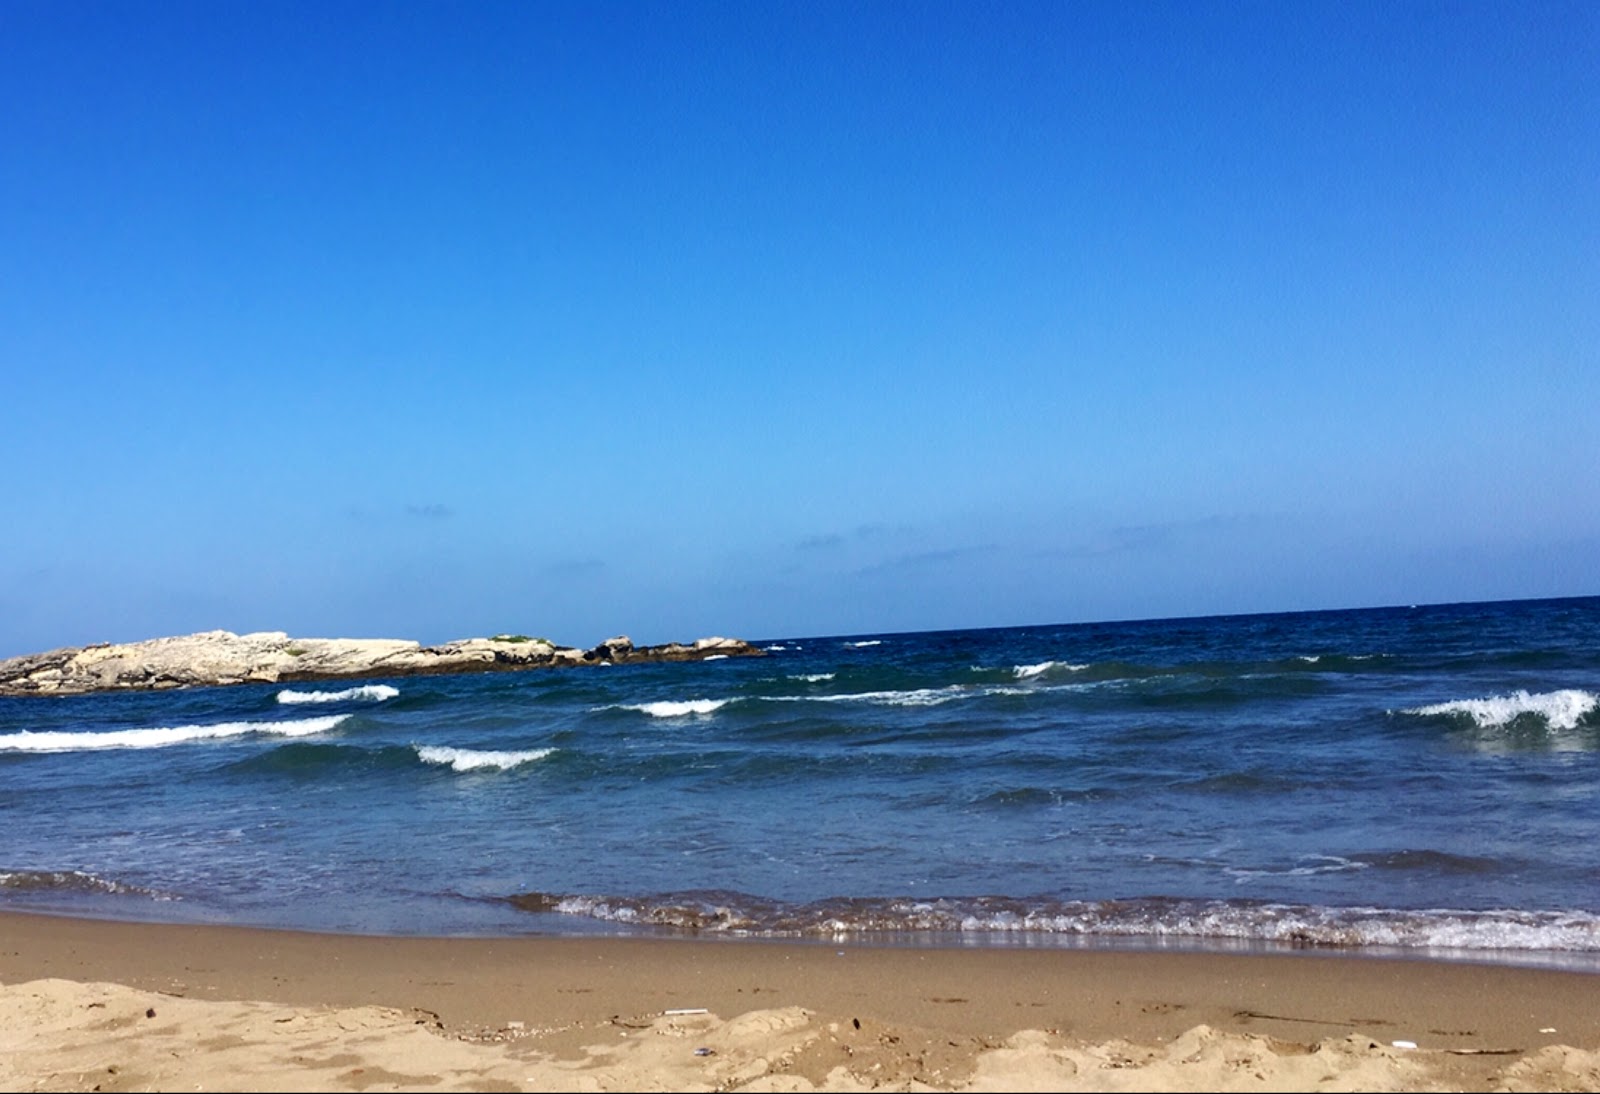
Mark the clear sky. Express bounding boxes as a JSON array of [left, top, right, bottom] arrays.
[[2, 1, 1595, 655]]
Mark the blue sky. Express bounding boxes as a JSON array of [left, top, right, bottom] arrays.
[[2, 1, 1595, 654]]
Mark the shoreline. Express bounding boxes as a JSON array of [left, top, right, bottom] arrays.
[[10, 892, 1600, 975], [3, 910, 1597, 1090]]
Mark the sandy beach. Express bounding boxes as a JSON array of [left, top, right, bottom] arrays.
[[1, 912, 1596, 1091]]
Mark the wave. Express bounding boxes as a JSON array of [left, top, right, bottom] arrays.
[[1224, 855, 1369, 882], [797, 682, 1095, 708], [227, 741, 416, 775], [1403, 689, 1598, 731], [1354, 849, 1503, 874], [414, 745, 555, 772], [1173, 769, 1296, 794], [804, 686, 971, 708], [276, 684, 399, 705], [229, 741, 556, 776], [0, 714, 351, 754], [972, 786, 1109, 808], [616, 699, 730, 718], [843, 640, 882, 648], [602, 676, 1317, 718], [764, 683, 1078, 709], [0, 869, 167, 899], [602, 681, 1082, 716], [1013, 660, 1089, 679], [505, 889, 1600, 953], [964, 653, 1402, 688]]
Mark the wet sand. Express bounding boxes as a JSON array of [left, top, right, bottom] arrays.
[[2, 911, 1596, 1090]]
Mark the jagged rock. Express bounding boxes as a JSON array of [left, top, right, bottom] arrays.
[[0, 628, 763, 698], [587, 635, 635, 662]]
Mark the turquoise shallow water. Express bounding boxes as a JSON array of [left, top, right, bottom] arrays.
[[3, 597, 1598, 967]]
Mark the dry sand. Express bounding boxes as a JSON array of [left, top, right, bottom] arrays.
[[1, 911, 1596, 1091]]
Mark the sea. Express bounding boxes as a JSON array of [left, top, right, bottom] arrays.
[[2, 596, 1597, 969]]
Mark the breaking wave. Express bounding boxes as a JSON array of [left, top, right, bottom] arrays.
[[604, 683, 1072, 717], [0, 869, 167, 899], [414, 745, 555, 772], [804, 686, 970, 707], [506, 889, 1600, 954], [618, 699, 730, 718], [276, 684, 399, 704], [1404, 689, 1598, 731], [1013, 660, 1089, 679], [0, 715, 351, 754], [1224, 855, 1369, 882]]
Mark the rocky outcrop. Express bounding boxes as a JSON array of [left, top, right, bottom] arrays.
[[0, 629, 764, 698]]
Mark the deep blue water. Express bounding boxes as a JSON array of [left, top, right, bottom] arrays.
[[3, 597, 1598, 966]]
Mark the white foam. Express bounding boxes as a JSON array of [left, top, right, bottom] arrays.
[[524, 893, 1600, 955], [414, 745, 554, 772], [1406, 689, 1598, 731], [782, 680, 1100, 708], [1013, 661, 1088, 679], [759, 683, 1065, 707], [1225, 856, 1369, 883], [844, 640, 882, 648], [0, 869, 172, 900], [276, 684, 400, 704], [702, 654, 729, 661], [534, 894, 757, 931], [0, 715, 351, 754], [764, 645, 790, 652], [789, 673, 836, 683], [807, 686, 969, 707], [624, 699, 729, 718]]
